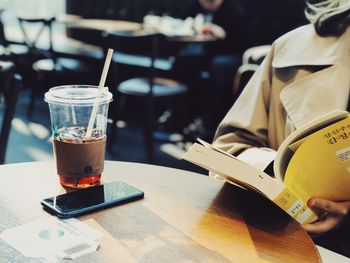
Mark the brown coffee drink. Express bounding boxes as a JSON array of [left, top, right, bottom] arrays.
[[53, 127, 106, 188]]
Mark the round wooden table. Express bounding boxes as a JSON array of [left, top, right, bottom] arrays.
[[0, 161, 321, 262], [67, 18, 142, 32]]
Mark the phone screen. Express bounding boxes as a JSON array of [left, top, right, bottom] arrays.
[[41, 181, 144, 218]]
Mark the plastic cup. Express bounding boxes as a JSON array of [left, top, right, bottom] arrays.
[[45, 85, 113, 188]]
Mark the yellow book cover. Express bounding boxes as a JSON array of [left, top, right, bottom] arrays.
[[182, 110, 350, 224], [284, 115, 350, 205]]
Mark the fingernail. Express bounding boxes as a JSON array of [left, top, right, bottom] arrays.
[[308, 199, 315, 207]]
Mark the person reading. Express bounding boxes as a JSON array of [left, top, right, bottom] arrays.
[[212, 0, 350, 256]]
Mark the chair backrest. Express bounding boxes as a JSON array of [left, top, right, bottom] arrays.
[[17, 15, 55, 58], [232, 63, 259, 98], [0, 9, 7, 47], [105, 31, 164, 94], [0, 61, 22, 164], [232, 45, 271, 98], [242, 45, 271, 65]]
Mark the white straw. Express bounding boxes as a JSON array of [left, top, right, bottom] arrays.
[[85, 48, 114, 140]]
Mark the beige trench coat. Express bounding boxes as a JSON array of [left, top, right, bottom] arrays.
[[213, 24, 350, 169], [212, 24, 350, 256]]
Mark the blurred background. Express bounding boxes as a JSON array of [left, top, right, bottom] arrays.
[[0, 0, 307, 173]]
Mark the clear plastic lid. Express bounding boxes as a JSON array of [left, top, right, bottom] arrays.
[[44, 85, 113, 106]]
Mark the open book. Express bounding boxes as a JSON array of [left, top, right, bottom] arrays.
[[182, 110, 350, 224]]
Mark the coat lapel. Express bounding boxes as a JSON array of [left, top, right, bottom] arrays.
[[272, 24, 350, 129], [279, 64, 350, 129]]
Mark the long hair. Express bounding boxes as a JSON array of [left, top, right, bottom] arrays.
[[305, 0, 350, 36]]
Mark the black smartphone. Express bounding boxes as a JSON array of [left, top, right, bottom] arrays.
[[41, 181, 144, 218]]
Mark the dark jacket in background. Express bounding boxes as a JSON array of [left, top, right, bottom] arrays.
[[179, 0, 248, 55]]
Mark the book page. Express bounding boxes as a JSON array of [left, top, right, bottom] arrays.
[[288, 136, 308, 152], [236, 147, 276, 172], [183, 143, 283, 200], [197, 138, 276, 173], [182, 143, 317, 224], [284, 116, 350, 204]]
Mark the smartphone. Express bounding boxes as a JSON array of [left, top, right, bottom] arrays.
[[41, 181, 144, 218]]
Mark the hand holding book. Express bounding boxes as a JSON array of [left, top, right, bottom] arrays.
[[302, 197, 350, 235]]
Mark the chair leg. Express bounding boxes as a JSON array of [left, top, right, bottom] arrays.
[[0, 74, 21, 164], [27, 71, 44, 119], [175, 94, 189, 133], [27, 88, 37, 119], [107, 118, 117, 152], [144, 98, 154, 163], [107, 94, 126, 152], [144, 119, 154, 164]]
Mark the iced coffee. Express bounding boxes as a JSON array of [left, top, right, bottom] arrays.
[[45, 85, 112, 188]]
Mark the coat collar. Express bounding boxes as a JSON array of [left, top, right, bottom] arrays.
[[280, 64, 350, 129], [274, 24, 350, 129], [272, 24, 350, 68]]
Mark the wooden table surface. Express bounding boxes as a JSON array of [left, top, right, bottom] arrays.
[[67, 18, 142, 32], [0, 161, 321, 262], [64, 16, 216, 43], [165, 33, 218, 43]]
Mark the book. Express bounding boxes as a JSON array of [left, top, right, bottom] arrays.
[[182, 110, 350, 224]]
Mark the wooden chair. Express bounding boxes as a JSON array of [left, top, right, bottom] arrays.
[[106, 31, 188, 163], [0, 10, 28, 61], [232, 63, 259, 98], [16, 15, 91, 118], [242, 45, 271, 65], [0, 61, 22, 164], [233, 45, 271, 98]]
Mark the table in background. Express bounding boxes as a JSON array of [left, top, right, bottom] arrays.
[[66, 18, 142, 32], [0, 161, 321, 262]]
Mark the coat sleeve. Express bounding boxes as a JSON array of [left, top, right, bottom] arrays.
[[212, 43, 277, 170]]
